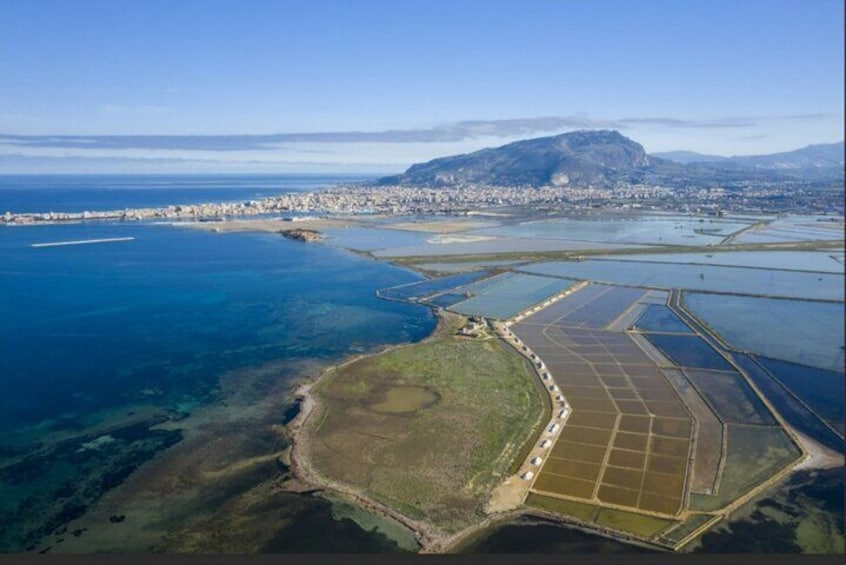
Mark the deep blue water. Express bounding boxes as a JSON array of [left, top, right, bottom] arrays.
[[633, 305, 694, 333], [756, 357, 845, 433], [0, 220, 433, 433], [0, 192, 436, 551], [733, 354, 845, 453], [645, 333, 735, 372], [0, 174, 375, 214]]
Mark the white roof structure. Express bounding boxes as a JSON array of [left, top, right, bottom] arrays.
[[531, 456, 543, 466], [521, 470, 534, 480], [540, 439, 552, 449]]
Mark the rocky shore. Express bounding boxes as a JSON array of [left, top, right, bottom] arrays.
[[279, 228, 322, 242]]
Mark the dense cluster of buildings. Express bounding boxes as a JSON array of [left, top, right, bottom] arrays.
[[2, 180, 842, 225]]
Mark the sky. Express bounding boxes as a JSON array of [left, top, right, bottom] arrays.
[[0, 0, 843, 173]]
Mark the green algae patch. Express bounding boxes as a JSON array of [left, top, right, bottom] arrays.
[[594, 507, 677, 538], [526, 493, 599, 522]]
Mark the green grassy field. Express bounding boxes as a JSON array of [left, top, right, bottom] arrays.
[[305, 312, 547, 533]]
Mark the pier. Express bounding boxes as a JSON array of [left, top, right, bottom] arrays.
[[31, 237, 135, 248]]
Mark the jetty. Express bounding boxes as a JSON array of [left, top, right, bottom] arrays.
[[31, 237, 135, 248]]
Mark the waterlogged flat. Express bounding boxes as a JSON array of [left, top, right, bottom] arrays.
[[449, 273, 578, 319], [374, 237, 642, 257], [732, 216, 844, 244], [520, 260, 845, 300], [467, 215, 754, 245], [594, 250, 845, 273], [683, 293, 845, 372], [321, 226, 430, 251], [369, 386, 439, 414], [414, 260, 526, 273]]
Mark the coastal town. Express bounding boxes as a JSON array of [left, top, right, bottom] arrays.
[[2, 180, 842, 225]]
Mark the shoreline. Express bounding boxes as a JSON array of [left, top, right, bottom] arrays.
[[280, 307, 674, 554], [284, 311, 545, 553], [285, 313, 446, 552], [282, 294, 845, 554], [790, 429, 844, 471], [6, 207, 843, 553]]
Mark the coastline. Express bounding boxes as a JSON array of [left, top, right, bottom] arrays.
[[5, 202, 842, 553], [283, 311, 542, 553], [281, 290, 845, 555]]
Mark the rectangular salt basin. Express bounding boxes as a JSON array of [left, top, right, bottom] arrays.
[[466, 216, 755, 246], [448, 274, 578, 319], [683, 293, 845, 372], [592, 250, 845, 274], [519, 260, 845, 301]]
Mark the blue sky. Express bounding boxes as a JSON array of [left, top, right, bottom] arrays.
[[1, 0, 843, 173]]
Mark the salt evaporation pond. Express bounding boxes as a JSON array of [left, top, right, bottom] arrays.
[[594, 250, 845, 273], [466, 215, 754, 246], [519, 260, 845, 301], [683, 293, 845, 372]]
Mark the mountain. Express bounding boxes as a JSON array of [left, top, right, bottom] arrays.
[[651, 150, 730, 164], [729, 142, 844, 170], [655, 142, 844, 170], [378, 130, 657, 188], [378, 131, 844, 188]]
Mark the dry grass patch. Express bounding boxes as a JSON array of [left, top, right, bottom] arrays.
[[305, 313, 546, 532]]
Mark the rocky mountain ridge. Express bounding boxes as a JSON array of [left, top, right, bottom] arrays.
[[378, 130, 843, 189]]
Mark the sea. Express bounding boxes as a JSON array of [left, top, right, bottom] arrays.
[[0, 174, 440, 552], [3, 175, 834, 554]]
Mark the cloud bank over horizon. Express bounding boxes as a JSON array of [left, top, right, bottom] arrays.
[[0, 113, 841, 174]]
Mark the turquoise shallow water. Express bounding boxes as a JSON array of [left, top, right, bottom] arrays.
[[0, 221, 434, 432], [0, 211, 434, 552]]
